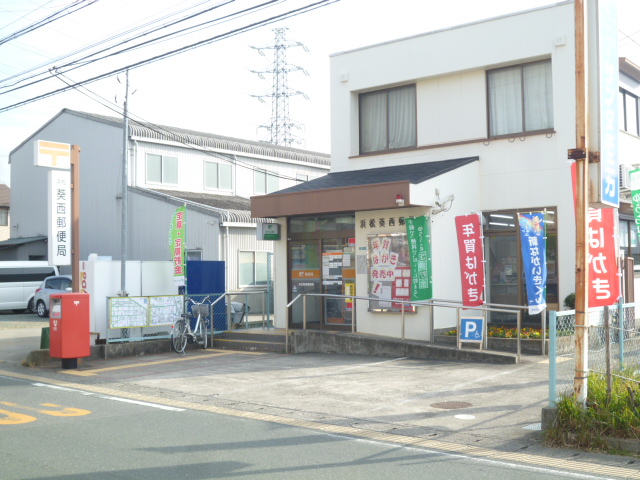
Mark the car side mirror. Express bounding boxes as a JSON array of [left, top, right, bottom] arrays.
[[65, 287, 72, 292]]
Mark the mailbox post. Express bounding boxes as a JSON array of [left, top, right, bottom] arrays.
[[49, 293, 90, 369]]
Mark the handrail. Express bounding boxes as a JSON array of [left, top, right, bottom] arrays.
[[188, 291, 270, 346], [286, 292, 527, 360]]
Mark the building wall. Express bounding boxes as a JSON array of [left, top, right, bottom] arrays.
[[125, 191, 222, 262], [131, 140, 328, 199], [10, 113, 122, 263], [326, 2, 578, 314]]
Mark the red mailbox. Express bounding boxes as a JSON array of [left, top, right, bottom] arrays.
[[49, 293, 90, 369]]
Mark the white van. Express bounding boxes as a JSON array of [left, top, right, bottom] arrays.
[[0, 262, 59, 313]]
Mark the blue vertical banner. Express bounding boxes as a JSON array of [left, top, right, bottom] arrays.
[[518, 213, 547, 315]]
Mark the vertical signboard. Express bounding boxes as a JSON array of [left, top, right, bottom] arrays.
[[588, 0, 619, 207], [405, 216, 432, 301], [48, 170, 71, 266], [518, 213, 547, 314], [571, 162, 621, 307], [170, 206, 186, 286], [455, 214, 485, 307], [588, 207, 620, 306], [630, 168, 640, 235]]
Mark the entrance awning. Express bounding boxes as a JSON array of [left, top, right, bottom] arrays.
[[251, 157, 478, 218]]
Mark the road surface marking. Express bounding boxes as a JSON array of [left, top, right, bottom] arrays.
[[0, 408, 36, 425], [60, 349, 255, 376], [31, 383, 185, 411], [0, 400, 90, 417], [1, 369, 638, 478]]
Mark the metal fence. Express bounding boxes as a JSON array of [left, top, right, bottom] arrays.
[[549, 301, 640, 406], [105, 291, 273, 345]]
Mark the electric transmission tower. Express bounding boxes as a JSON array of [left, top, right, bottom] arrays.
[[251, 28, 309, 147]]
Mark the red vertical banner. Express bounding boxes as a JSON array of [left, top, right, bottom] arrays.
[[570, 162, 621, 307], [455, 214, 486, 307]]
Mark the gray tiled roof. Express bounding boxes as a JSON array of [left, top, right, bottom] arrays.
[[0, 236, 46, 247], [66, 109, 330, 166], [152, 189, 251, 211], [275, 157, 479, 194]]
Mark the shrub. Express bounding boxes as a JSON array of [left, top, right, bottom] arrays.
[[564, 293, 576, 310], [544, 371, 640, 452]]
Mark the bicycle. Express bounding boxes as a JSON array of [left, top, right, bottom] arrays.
[[171, 296, 211, 354]]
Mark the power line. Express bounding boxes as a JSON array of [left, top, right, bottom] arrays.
[[0, 0, 245, 90], [0, 0, 339, 113], [0, 0, 98, 47], [0, 0, 221, 87]]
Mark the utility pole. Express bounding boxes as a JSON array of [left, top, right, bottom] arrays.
[[572, 0, 590, 405], [119, 70, 129, 297], [251, 27, 309, 147]]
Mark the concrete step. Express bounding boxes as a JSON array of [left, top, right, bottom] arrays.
[[210, 337, 287, 353], [216, 330, 286, 344], [211, 328, 287, 353]]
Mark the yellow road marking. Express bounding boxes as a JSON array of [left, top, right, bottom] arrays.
[[37, 404, 91, 417], [61, 349, 264, 376], [0, 401, 91, 417], [0, 408, 36, 425], [2, 369, 638, 478]]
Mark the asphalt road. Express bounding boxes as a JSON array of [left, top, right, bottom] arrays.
[[0, 374, 623, 480], [2, 312, 640, 479]]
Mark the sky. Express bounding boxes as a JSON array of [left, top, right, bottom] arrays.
[[1, 0, 640, 187]]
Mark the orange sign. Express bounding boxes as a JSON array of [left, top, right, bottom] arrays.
[[292, 269, 320, 279], [35, 140, 71, 169]]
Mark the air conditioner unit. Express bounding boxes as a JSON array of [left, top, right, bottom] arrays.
[[620, 164, 632, 191]]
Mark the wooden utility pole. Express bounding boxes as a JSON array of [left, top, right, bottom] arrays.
[[71, 145, 81, 293], [573, 0, 589, 405]]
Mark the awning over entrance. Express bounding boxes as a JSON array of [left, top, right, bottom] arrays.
[[251, 157, 478, 218]]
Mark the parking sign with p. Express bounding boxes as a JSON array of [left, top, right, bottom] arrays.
[[460, 317, 484, 343]]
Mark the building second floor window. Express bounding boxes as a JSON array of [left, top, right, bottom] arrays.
[[296, 173, 308, 182], [204, 161, 232, 191], [255, 170, 279, 195], [146, 154, 178, 184], [488, 59, 554, 138], [359, 84, 416, 154], [620, 88, 639, 137]]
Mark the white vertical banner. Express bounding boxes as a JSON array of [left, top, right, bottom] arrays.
[[48, 170, 71, 266], [588, 0, 619, 207]]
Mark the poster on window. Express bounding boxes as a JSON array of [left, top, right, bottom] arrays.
[[367, 234, 414, 312], [405, 216, 433, 301], [455, 214, 485, 307], [518, 213, 547, 315]]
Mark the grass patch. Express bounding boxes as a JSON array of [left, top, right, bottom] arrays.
[[544, 370, 640, 453]]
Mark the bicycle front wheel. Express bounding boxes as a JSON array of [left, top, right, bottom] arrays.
[[198, 316, 207, 349], [171, 319, 188, 354]]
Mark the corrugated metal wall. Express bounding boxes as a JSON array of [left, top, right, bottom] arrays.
[[10, 112, 123, 262], [128, 191, 222, 261]]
